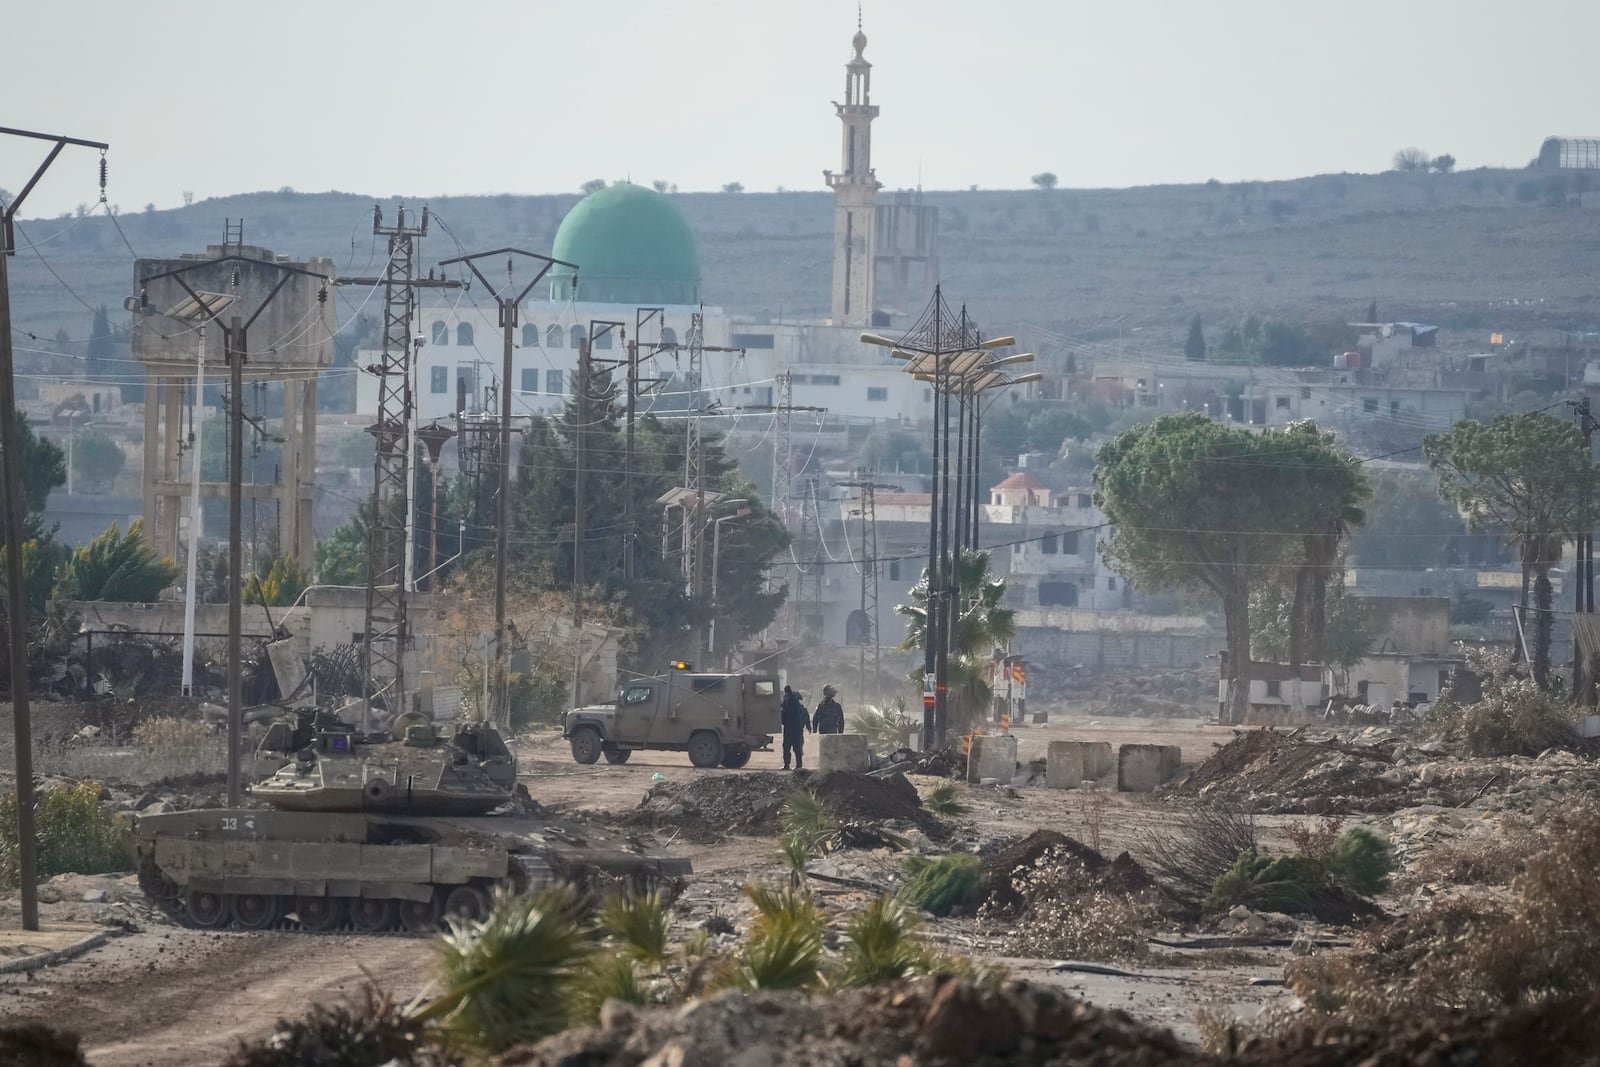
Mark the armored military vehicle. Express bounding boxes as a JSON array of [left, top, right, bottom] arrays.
[[563, 664, 781, 769], [127, 709, 690, 932]]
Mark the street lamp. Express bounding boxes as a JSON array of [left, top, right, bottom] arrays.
[[708, 501, 753, 662]]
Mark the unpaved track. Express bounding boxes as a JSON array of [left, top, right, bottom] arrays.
[[0, 927, 431, 1067]]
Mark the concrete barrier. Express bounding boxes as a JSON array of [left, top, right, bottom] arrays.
[[967, 734, 1018, 784], [817, 733, 871, 774], [1045, 740, 1115, 789], [1117, 744, 1182, 792]]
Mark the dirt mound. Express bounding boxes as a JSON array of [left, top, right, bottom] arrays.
[[1180, 729, 1600, 815], [502, 976, 1600, 1067], [1241, 991, 1600, 1066], [502, 978, 1203, 1067], [0, 1022, 89, 1067], [979, 829, 1153, 912], [618, 770, 943, 841]]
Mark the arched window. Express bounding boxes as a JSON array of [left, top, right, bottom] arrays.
[[521, 323, 538, 347], [546, 324, 564, 348], [457, 323, 474, 346], [844, 609, 872, 646], [593, 327, 613, 350], [659, 326, 678, 347], [431, 321, 447, 345], [570, 324, 586, 349]]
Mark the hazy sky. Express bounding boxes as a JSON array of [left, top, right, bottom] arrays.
[[3, 0, 1594, 218]]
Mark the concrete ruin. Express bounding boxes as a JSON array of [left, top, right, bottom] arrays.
[[1117, 744, 1183, 792], [1044, 740, 1114, 789], [817, 733, 871, 773], [967, 734, 1018, 785]]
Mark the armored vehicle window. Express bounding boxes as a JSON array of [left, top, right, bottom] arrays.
[[690, 677, 725, 693], [753, 680, 777, 696], [622, 685, 653, 705]]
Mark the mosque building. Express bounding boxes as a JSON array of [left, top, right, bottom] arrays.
[[355, 22, 944, 431]]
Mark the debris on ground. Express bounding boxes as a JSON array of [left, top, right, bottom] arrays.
[[978, 829, 1153, 913], [499, 977, 1202, 1067], [500, 976, 1600, 1067], [618, 770, 946, 841], [977, 834, 1164, 962], [1173, 728, 1600, 814]]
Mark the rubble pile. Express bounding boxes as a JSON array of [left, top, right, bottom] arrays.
[[620, 770, 943, 841], [501, 976, 1600, 1067], [1029, 666, 1211, 718], [1175, 729, 1600, 815], [978, 829, 1153, 913], [502, 978, 1205, 1067]]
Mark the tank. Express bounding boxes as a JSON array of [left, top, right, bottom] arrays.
[[127, 709, 691, 933]]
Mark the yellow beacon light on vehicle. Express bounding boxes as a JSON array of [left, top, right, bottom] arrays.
[[670, 661, 693, 672]]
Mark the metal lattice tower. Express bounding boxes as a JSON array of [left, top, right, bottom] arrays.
[[771, 369, 793, 529], [681, 312, 706, 595], [361, 205, 427, 714], [837, 469, 898, 704]]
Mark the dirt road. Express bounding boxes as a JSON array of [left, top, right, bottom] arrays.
[[0, 927, 432, 1067], [0, 710, 1286, 1062]]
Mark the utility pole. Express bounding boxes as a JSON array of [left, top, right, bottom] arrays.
[[0, 125, 107, 931], [837, 470, 900, 705], [437, 248, 574, 726], [674, 312, 745, 608], [572, 320, 622, 705], [614, 307, 666, 580], [338, 207, 459, 724]]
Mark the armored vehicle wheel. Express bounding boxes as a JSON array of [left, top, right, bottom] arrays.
[[443, 884, 491, 923], [721, 744, 752, 769], [602, 745, 632, 765], [570, 727, 603, 765], [295, 895, 346, 933], [186, 888, 229, 929], [687, 731, 723, 769], [400, 898, 439, 932], [230, 893, 283, 930], [350, 897, 398, 933]]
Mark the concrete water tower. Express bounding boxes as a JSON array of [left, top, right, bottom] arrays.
[[131, 235, 335, 571]]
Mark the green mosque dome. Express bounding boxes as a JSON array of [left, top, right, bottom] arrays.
[[549, 183, 701, 306]]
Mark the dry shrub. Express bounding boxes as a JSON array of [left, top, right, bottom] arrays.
[[979, 845, 1154, 962], [1290, 801, 1600, 1022], [1401, 818, 1538, 888], [1285, 816, 1344, 862], [1432, 647, 1579, 757], [223, 987, 452, 1067], [132, 715, 212, 748], [1140, 803, 1257, 910]]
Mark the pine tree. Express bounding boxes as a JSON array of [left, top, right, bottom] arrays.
[[87, 305, 115, 385], [1184, 315, 1207, 362], [1366, 299, 1379, 324]]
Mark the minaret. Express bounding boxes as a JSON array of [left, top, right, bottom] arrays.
[[824, 16, 881, 326]]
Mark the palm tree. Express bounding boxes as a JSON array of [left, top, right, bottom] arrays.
[[896, 548, 1017, 729]]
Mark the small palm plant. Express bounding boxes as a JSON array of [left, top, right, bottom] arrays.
[[848, 699, 917, 752], [834, 895, 928, 988], [410, 884, 589, 1054], [922, 782, 970, 817], [717, 882, 826, 992], [779, 787, 909, 871]]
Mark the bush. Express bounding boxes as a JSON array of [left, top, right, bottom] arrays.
[[0, 783, 128, 888], [1433, 648, 1578, 756], [1205, 828, 1393, 917], [54, 520, 179, 603], [1325, 828, 1395, 896], [1141, 804, 1257, 909], [898, 853, 982, 917], [1288, 804, 1600, 1024]]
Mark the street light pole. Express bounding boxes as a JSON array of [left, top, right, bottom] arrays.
[[708, 504, 752, 666]]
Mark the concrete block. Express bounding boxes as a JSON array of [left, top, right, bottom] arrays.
[[1117, 744, 1183, 792], [817, 733, 871, 774], [967, 734, 1018, 784], [1045, 741, 1115, 789]]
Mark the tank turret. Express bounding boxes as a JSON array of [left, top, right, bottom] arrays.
[[251, 710, 516, 816]]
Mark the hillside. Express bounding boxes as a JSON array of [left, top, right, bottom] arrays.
[[9, 167, 1599, 361]]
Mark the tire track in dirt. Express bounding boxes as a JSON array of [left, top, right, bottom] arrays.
[[0, 928, 431, 1067]]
